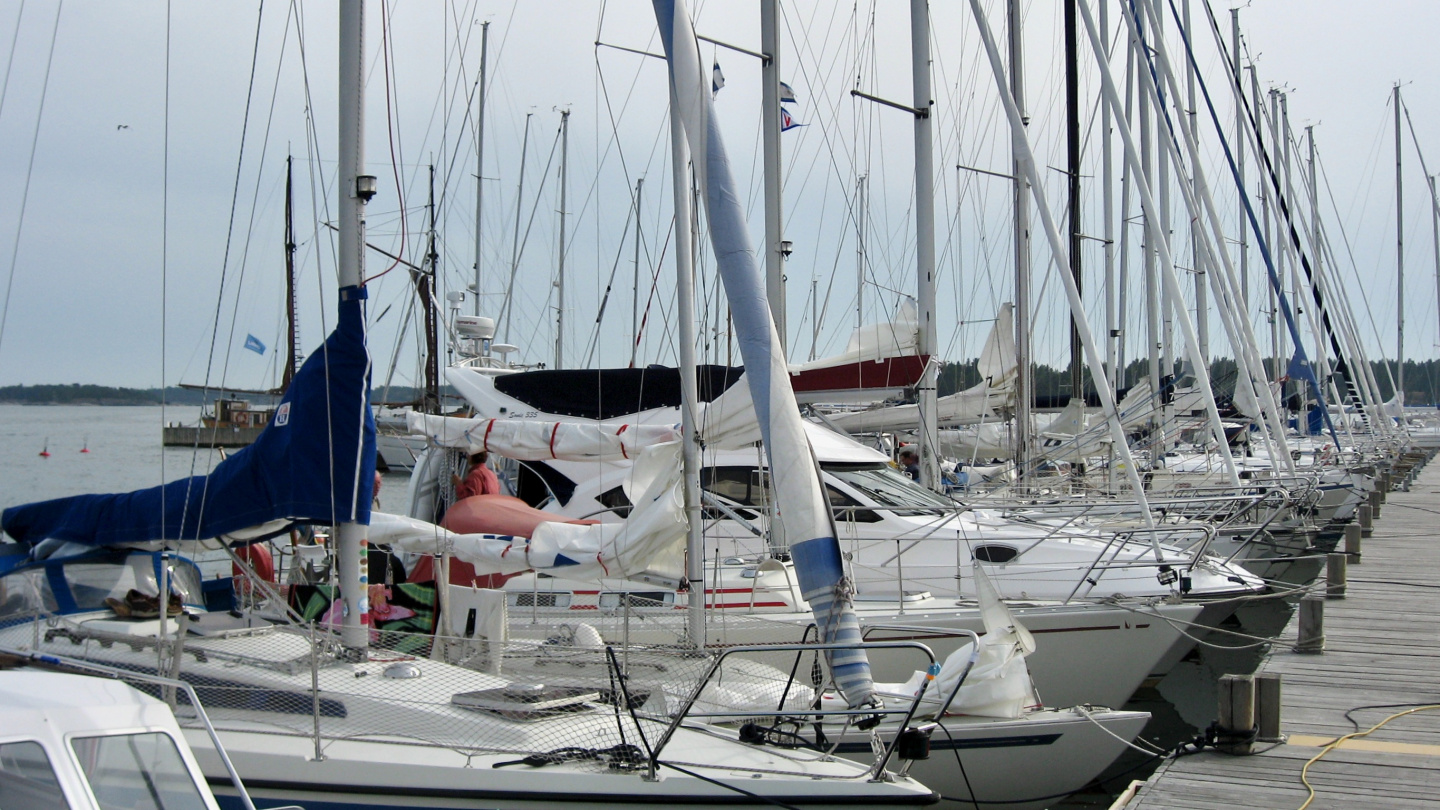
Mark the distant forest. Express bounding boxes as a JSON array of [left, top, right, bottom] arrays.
[[3, 358, 1438, 407], [0, 384, 444, 407]]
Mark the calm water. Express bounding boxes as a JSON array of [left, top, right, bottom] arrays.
[[0, 404, 412, 514]]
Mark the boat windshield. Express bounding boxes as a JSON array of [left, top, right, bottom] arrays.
[[71, 732, 208, 810], [63, 554, 204, 613], [823, 464, 956, 513]]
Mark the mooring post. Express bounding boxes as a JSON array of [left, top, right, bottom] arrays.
[[1294, 595, 1325, 653], [1255, 673, 1283, 742], [1358, 504, 1374, 537], [1369, 489, 1384, 519], [1344, 523, 1362, 563], [1217, 674, 1256, 754], [1326, 552, 1348, 598]]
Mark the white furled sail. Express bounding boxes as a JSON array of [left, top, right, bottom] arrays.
[[407, 413, 680, 461], [651, 0, 873, 707]]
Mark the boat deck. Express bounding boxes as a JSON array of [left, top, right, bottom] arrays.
[[1123, 458, 1440, 809]]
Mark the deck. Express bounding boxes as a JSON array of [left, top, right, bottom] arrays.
[[1121, 457, 1440, 809]]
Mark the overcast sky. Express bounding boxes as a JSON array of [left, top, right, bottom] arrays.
[[0, 0, 1434, 390]]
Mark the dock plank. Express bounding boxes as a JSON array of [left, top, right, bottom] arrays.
[[1126, 459, 1440, 810]]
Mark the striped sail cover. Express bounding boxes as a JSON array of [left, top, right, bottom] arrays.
[[651, 0, 874, 706]]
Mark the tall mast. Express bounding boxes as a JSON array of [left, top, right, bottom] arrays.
[[283, 155, 299, 389], [1232, 9, 1247, 312], [1101, 0, 1117, 396], [857, 173, 867, 334], [1186, 0, 1206, 365], [630, 178, 644, 368], [337, 0, 370, 656], [1395, 83, 1406, 407], [1065, 0, 1083, 400], [421, 164, 440, 412], [668, 84, 704, 650], [1432, 173, 1439, 384], [1009, 0, 1031, 479], [761, 0, 786, 353], [912, 0, 939, 489], [504, 112, 532, 343], [555, 108, 569, 369], [473, 21, 489, 316], [1138, 7, 1160, 446]]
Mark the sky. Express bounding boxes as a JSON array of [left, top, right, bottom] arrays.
[[0, 0, 1434, 390]]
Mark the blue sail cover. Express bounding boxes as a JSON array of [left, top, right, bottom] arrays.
[[2, 286, 375, 551], [653, 0, 873, 706]]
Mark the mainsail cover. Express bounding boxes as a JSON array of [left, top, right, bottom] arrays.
[[653, 0, 873, 706], [2, 287, 376, 551]]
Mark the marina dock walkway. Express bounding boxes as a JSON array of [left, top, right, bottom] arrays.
[[1124, 461, 1440, 809]]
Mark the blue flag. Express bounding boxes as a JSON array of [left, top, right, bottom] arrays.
[[244, 334, 266, 355], [779, 80, 797, 103], [780, 106, 805, 132], [712, 61, 725, 96]]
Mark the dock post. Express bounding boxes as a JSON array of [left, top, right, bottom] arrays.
[[1294, 596, 1325, 653], [1326, 552, 1348, 598], [1358, 504, 1374, 537], [1255, 673, 1283, 742], [1344, 523, 1362, 563], [1369, 489, 1383, 519], [1217, 674, 1256, 754]]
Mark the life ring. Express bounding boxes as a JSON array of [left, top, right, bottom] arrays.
[[233, 543, 275, 600]]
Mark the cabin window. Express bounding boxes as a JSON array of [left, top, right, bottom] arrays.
[[599, 591, 675, 609], [0, 740, 69, 808], [826, 485, 881, 523], [509, 592, 572, 609], [71, 732, 207, 810], [823, 464, 955, 513], [0, 570, 60, 624], [972, 545, 1019, 564]]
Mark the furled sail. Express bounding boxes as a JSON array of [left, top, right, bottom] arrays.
[[652, 0, 873, 706], [2, 287, 376, 558], [407, 413, 680, 461]]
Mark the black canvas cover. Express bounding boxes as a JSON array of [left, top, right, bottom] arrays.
[[492, 364, 744, 421]]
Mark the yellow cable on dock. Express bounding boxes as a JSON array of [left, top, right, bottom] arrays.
[[1296, 704, 1440, 810]]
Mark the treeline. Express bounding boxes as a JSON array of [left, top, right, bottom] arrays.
[[937, 357, 1440, 407], [0, 384, 448, 407]]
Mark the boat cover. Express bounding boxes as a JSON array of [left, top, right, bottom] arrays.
[[1, 287, 375, 558]]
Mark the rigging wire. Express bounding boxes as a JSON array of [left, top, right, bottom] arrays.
[[0, 0, 61, 369]]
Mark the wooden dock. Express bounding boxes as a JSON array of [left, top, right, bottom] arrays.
[[1122, 459, 1440, 810]]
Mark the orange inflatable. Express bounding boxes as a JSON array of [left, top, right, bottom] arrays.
[[439, 494, 599, 537], [409, 495, 600, 588]]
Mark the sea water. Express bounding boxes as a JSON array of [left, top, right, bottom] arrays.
[[0, 404, 412, 514]]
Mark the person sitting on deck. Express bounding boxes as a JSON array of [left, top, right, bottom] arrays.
[[451, 450, 501, 499], [898, 446, 921, 482]]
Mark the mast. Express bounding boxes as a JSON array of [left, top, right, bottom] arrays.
[[555, 108, 569, 369], [1432, 173, 1439, 388], [1009, 0, 1031, 480], [504, 112, 532, 343], [337, 0, 370, 656], [1232, 9, 1247, 312], [1065, 0, 1083, 400], [1186, 0, 1206, 365], [761, 0, 786, 353], [1396, 83, 1406, 407], [668, 84, 705, 649], [420, 165, 440, 412], [913, 0, 939, 490], [630, 178, 644, 368], [1138, 8, 1161, 448], [283, 155, 299, 389], [857, 173, 867, 334], [473, 21, 489, 316], [1102, 0, 1118, 396]]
